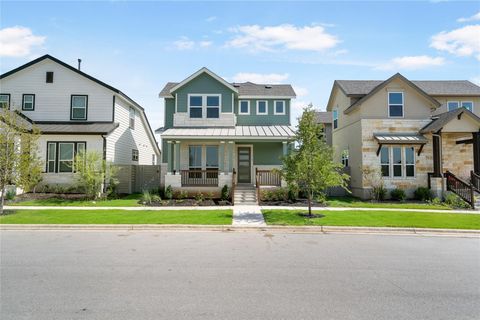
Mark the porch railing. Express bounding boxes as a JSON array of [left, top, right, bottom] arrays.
[[180, 170, 218, 186], [256, 169, 281, 187], [445, 171, 475, 209], [471, 171, 480, 193]]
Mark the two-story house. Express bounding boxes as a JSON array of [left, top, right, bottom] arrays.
[[0, 55, 161, 193], [326, 73, 480, 204], [158, 68, 296, 203]]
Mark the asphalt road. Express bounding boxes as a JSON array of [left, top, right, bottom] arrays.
[[1, 231, 479, 320]]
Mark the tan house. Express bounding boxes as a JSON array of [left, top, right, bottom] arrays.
[[326, 73, 480, 206]]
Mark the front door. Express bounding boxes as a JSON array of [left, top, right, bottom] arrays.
[[237, 147, 251, 183]]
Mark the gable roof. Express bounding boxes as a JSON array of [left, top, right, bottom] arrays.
[[343, 73, 441, 114], [0, 110, 33, 132], [159, 80, 296, 98], [420, 108, 480, 133], [315, 111, 332, 124], [168, 67, 238, 95], [0, 54, 160, 155]]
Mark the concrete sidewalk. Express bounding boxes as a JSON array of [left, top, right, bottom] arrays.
[[232, 205, 266, 226], [5, 205, 479, 214]]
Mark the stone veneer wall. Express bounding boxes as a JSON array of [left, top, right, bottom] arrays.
[[441, 133, 474, 179], [359, 119, 433, 199]]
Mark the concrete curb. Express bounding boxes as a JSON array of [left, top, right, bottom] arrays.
[[1, 224, 479, 237]]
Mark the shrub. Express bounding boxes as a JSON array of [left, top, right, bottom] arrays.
[[195, 192, 204, 202], [221, 185, 229, 201], [165, 185, 173, 200], [141, 190, 152, 204], [316, 192, 327, 204], [287, 185, 299, 201], [205, 192, 214, 200], [261, 189, 274, 201], [429, 197, 443, 206], [371, 185, 387, 201], [414, 187, 433, 201], [5, 189, 16, 201], [175, 190, 188, 200], [273, 188, 288, 201], [444, 192, 470, 209], [151, 195, 161, 203], [390, 188, 406, 201]]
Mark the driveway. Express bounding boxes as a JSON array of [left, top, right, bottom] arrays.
[[1, 231, 479, 320]]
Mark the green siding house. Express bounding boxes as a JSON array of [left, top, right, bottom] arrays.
[[158, 67, 296, 198]]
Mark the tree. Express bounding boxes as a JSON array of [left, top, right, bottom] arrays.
[[282, 105, 349, 217], [74, 150, 118, 200], [0, 110, 42, 214]]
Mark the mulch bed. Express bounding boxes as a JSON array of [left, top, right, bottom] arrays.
[[259, 199, 326, 207], [10, 192, 87, 202], [144, 199, 232, 207]]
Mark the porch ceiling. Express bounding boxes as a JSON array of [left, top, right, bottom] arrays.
[[161, 125, 295, 140]]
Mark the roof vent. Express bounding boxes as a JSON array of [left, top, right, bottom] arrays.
[[265, 85, 272, 89], [233, 83, 240, 87]]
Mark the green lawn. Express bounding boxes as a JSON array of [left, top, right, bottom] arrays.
[[326, 196, 450, 210], [0, 209, 232, 225], [262, 209, 480, 229], [9, 194, 143, 207]]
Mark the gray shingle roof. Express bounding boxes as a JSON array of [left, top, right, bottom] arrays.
[[337, 80, 480, 96], [0, 110, 33, 131], [36, 122, 119, 134], [420, 108, 480, 133], [315, 111, 332, 124], [161, 125, 295, 139], [159, 82, 296, 98]]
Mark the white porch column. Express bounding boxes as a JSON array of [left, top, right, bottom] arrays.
[[282, 141, 288, 156], [228, 141, 234, 172], [219, 141, 225, 172], [167, 141, 173, 173], [174, 141, 181, 174]]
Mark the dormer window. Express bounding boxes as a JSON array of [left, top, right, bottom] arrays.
[[256, 100, 268, 115], [388, 92, 404, 118], [188, 94, 221, 119]]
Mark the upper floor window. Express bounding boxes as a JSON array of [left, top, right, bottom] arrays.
[[46, 71, 54, 83], [129, 107, 135, 129], [274, 101, 285, 115], [380, 146, 415, 178], [0, 94, 10, 109], [256, 100, 268, 115], [448, 101, 473, 112], [239, 100, 250, 115], [22, 94, 35, 111], [333, 109, 338, 129], [71, 95, 87, 120], [132, 149, 139, 161], [188, 94, 221, 119], [388, 92, 404, 118]]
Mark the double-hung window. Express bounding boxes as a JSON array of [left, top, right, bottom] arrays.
[[274, 101, 285, 115], [333, 109, 338, 129], [206, 146, 219, 170], [46, 142, 85, 173], [0, 94, 10, 109], [388, 92, 404, 117], [189, 145, 202, 179], [22, 94, 35, 111], [71, 95, 87, 120], [132, 149, 139, 161], [129, 107, 135, 129], [257, 100, 268, 115], [379, 146, 415, 178], [188, 94, 221, 119], [447, 101, 459, 111], [239, 100, 250, 114]]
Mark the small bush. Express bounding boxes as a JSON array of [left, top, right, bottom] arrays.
[[205, 192, 214, 200], [141, 190, 152, 204], [316, 192, 327, 204], [221, 185, 229, 201], [414, 187, 433, 201], [5, 189, 16, 201], [261, 189, 274, 201], [175, 190, 188, 200], [273, 188, 288, 201], [444, 192, 470, 209], [429, 197, 444, 206], [151, 195, 161, 202], [195, 192, 204, 202], [165, 185, 173, 200], [390, 188, 406, 201], [371, 185, 387, 201], [287, 185, 299, 201]]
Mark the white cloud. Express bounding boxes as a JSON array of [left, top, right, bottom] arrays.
[[199, 41, 212, 48], [293, 86, 309, 97], [0, 26, 45, 57], [378, 55, 446, 70], [226, 24, 340, 52], [173, 37, 212, 50], [471, 76, 480, 86], [206, 16, 217, 22], [232, 72, 289, 84], [430, 25, 480, 60], [457, 12, 480, 23]]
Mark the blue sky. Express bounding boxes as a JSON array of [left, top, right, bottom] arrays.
[[1, 1, 480, 130]]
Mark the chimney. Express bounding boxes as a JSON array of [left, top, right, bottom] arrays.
[[77, 59, 82, 71]]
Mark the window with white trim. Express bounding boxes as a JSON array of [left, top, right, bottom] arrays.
[[461, 101, 473, 112], [132, 149, 139, 161], [188, 94, 221, 119], [129, 107, 135, 129], [239, 100, 250, 114], [257, 100, 268, 115], [71, 95, 87, 120], [341, 150, 349, 167], [447, 101, 459, 111], [333, 109, 338, 129], [0, 94, 10, 109], [379, 146, 416, 178], [22, 94, 35, 111], [448, 101, 474, 112], [388, 92, 404, 117], [274, 101, 285, 115]]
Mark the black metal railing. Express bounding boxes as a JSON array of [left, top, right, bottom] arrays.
[[445, 171, 475, 209], [256, 169, 281, 187], [471, 171, 480, 192], [180, 170, 218, 186]]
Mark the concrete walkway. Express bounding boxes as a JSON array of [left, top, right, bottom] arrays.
[[5, 205, 479, 214], [232, 205, 266, 227]]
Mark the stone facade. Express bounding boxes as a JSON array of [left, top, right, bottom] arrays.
[[441, 133, 474, 179]]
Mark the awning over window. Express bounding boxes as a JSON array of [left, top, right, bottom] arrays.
[[373, 133, 428, 156]]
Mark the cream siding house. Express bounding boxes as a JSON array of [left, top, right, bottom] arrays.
[[0, 55, 160, 192], [326, 73, 480, 206]]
